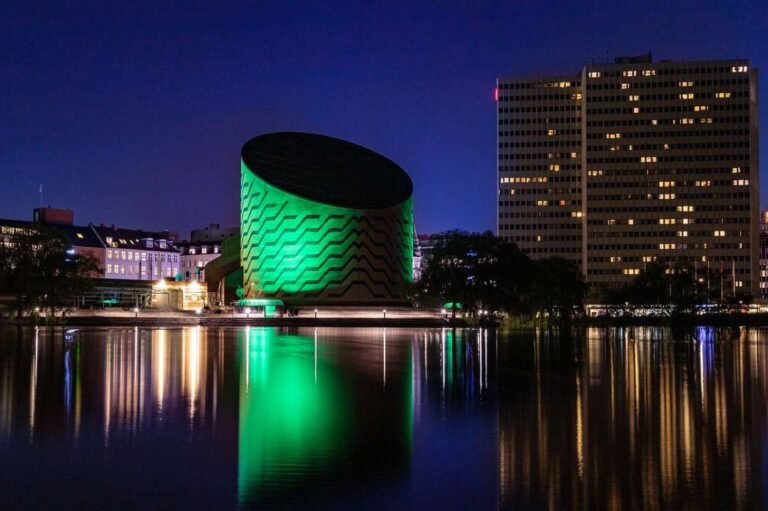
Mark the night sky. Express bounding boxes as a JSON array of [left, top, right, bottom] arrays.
[[1, 1, 767, 239]]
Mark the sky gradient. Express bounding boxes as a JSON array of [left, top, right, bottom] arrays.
[[1, 1, 767, 238]]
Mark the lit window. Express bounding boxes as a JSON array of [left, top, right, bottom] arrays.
[[622, 70, 637, 77], [659, 243, 677, 250], [605, 133, 621, 139], [642, 256, 656, 262], [640, 156, 657, 163], [731, 66, 748, 73], [627, 219, 634, 225], [76, 233, 84, 239], [632, 107, 640, 114], [536, 200, 548, 206], [547, 129, 557, 136], [659, 218, 676, 225], [714, 230, 726, 237], [732, 167, 742, 174], [571, 92, 582, 100], [715, 92, 731, 99], [588, 71, 601, 78], [623, 268, 640, 275], [679, 93, 694, 100], [628, 95, 640, 101], [642, 69, 655, 76], [659, 193, 676, 200], [621, 83, 630, 89], [549, 164, 560, 171], [680, 118, 694, 124], [107, 264, 112, 273], [678, 81, 694, 87], [677, 205, 694, 212], [677, 231, 688, 237], [571, 211, 583, 218], [107, 249, 112, 259], [733, 179, 749, 186], [694, 105, 709, 112], [695, 180, 711, 187], [658, 181, 675, 188]]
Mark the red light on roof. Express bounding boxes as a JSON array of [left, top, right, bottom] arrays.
[[494, 87, 499, 102]]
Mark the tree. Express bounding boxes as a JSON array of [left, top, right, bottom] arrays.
[[0, 225, 100, 317], [523, 257, 586, 324], [419, 230, 530, 318]]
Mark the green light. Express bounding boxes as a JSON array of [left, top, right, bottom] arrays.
[[238, 328, 350, 505], [240, 160, 413, 303]]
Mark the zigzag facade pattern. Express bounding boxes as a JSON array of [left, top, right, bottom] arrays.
[[240, 161, 413, 304]]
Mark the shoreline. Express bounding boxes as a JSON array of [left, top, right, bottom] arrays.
[[0, 316, 468, 328]]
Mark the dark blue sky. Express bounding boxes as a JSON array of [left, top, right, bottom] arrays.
[[1, 1, 766, 238]]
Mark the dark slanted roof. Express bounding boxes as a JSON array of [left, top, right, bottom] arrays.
[[0, 218, 103, 249], [57, 225, 104, 249], [92, 226, 180, 253], [241, 132, 413, 210]]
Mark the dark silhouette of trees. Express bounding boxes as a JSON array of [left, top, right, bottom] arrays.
[[418, 231, 585, 323], [0, 225, 100, 317], [523, 257, 587, 324]]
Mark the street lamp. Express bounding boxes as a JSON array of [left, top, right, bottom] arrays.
[[133, 307, 139, 318], [383, 309, 387, 319], [314, 308, 318, 319]]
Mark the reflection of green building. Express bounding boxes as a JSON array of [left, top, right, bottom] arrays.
[[237, 328, 413, 508], [240, 132, 414, 305]]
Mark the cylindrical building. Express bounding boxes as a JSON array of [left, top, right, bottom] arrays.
[[240, 132, 414, 304]]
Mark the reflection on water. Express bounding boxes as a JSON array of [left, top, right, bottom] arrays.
[[0, 326, 766, 509], [498, 327, 768, 511]]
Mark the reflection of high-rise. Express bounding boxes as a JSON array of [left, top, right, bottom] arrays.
[[497, 327, 768, 510]]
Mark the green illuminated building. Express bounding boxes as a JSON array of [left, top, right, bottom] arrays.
[[240, 132, 414, 304]]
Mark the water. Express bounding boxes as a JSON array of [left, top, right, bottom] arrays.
[[0, 326, 766, 510]]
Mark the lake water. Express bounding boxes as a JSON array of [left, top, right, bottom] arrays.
[[0, 326, 766, 510]]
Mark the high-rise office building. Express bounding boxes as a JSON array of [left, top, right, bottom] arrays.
[[497, 54, 759, 296]]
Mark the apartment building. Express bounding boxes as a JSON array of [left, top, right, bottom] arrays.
[[497, 54, 759, 296]]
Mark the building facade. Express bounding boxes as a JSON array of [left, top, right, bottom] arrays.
[[497, 55, 760, 296], [240, 132, 414, 305], [178, 241, 222, 282], [190, 223, 239, 243], [92, 226, 180, 281]]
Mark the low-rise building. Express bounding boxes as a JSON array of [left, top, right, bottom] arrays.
[[92, 225, 180, 280], [178, 241, 222, 282]]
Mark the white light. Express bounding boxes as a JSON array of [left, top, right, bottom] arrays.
[[195, 309, 202, 315], [133, 307, 139, 313], [244, 307, 252, 314], [441, 308, 446, 314]]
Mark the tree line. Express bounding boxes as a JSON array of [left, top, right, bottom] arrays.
[[0, 225, 99, 317], [414, 230, 587, 324]]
